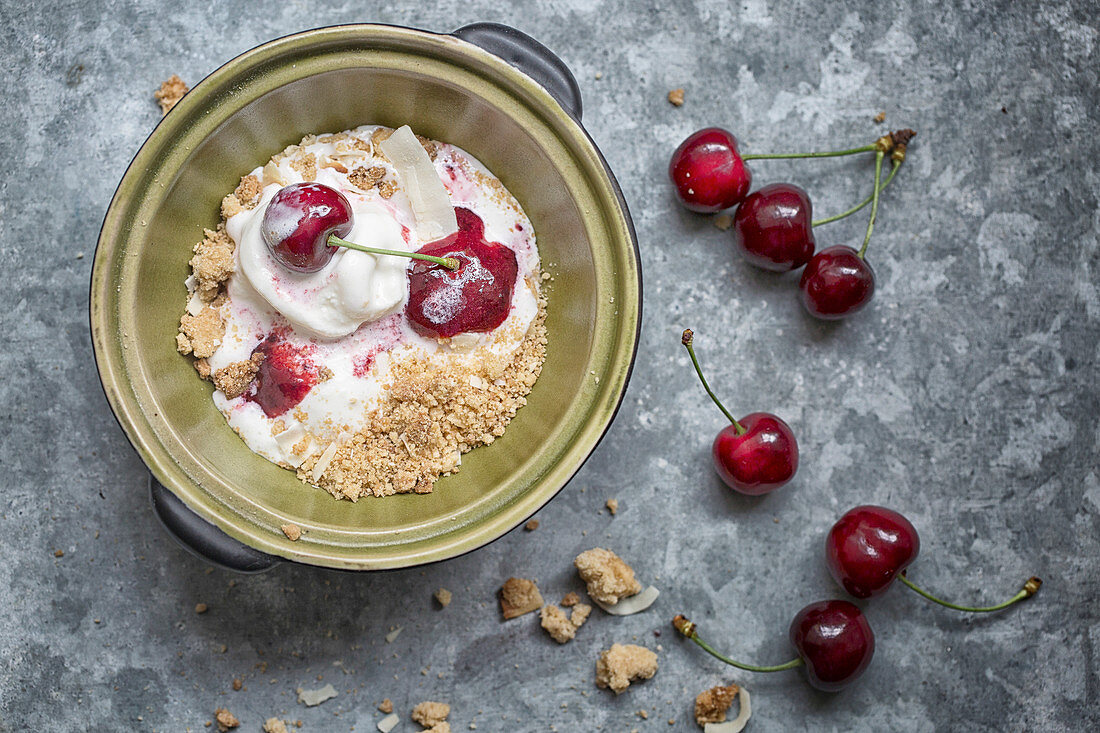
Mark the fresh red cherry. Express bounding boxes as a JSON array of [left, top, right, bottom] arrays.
[[712, 414, 799, 495], [789, 600, 875, 692], [245, 335, 320, 418], [798, 245, 875, 319], [406, 207, 518, 338], [261, 182, 353, 273], [826, 506, 919, 599], [682, 330, 798, 495], [731, 183, 816, 271], [669, 128, 752, 213]]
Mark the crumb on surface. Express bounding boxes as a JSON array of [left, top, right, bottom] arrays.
[[212, 352, 264, 399], [195, 603, 208, 614], [435, 588, 453, 607], [524, 519, 540, 531], [667, 88, 685, 106], [53, 549, 64, 558], [606, 498, 619, 515], [280, 523, 301, 541], [694, 684, 740, 725], [231, 678, 242, 691], [575, 548, 642, 605], [214, 708, 239, 731], [540, 601, 593, 644], [178, 306, 225, 359], [262, 719, 289, 733], [595, 644, 658, 694], [570, 603, 592, 628], [412, 701, 450, 730], [500, 577, 543, 619], [561, 591, 580, 607], [155, 74, 188, 114], [874, 111, 887, 123], [378, 698, 393, 714], [713, 214, 733, 231]]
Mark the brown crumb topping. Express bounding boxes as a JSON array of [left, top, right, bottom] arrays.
[[262, 719, 289, 733], [874, 111, 887, 123], [378, 699, 394, 714], [347, 165, 387, 190], [289, 152, 317, 181], [667, 88, 685, 107], [539, 602, 593, 644], [178, 306, 224, 359], [561, 591, 580, 607], [595, 644, 658, 694], [435, 588, 452, 607], [214, 708, 239, 731], [155, 74, 188, 114], [695, 684, 740, 725], [606, 498, 619, 515], [524, 519, 540, 531], [377, 180, 398, 199], [575, 548, 642, 605], [280, 523, 302, 541], [499, 577, 543, 619], [412, 701, 450, 731], [193, 357, 212, 380], [212, 352, 264, 399], [189, 225, 235, 299], [234, 174, 263, 208]]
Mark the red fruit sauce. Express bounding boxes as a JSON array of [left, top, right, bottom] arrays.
[[245, 335, 320, 417]]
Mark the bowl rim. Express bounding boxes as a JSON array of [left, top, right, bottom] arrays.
[[90, 22, 642, 569]]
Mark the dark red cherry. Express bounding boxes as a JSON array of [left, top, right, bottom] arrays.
[[261, 182, 353, 272], [669, 128, 752, 213], [732, 183, 815, 271], [789, 600, 875, 692], [406, 207, 518, 338], [826, 506, 920, 599], [245, 335, 320, 418], [712, 413, 798, 495], [798, 245, 875, 319]]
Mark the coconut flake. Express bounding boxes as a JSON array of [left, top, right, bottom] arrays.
[[376, 713, 399, 733], [296, 683, 338, 707], [311, 434, 346, 483], [703, 688, 751, 733], [593, 585, 660, 616], [384, 626, 403, 643], [273, 422, 309, 467], [379, 125, 457, 241], [186, 291, 205, 316]]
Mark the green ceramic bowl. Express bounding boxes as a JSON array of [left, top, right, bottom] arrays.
[[91, 23, 640, 570]]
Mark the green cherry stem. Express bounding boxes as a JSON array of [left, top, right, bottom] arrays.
[[857, 150, 885, 259], [812, 158, 902, 228], [681, 329, 745, 436], [674, 615, 803, 673], [897, 573, 1042, 613], [328, 234, 459, 270], [742, 143, 877, 161]]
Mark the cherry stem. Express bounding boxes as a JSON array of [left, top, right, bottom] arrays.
[[812, 158, 902, 228], [681, 329, 745, 436], [857, 151, 885, 259], [328, 234, 459, 270], [673, 615, 803, 673], [742, 143, 877, 161], [897, 572, 1043, 613]]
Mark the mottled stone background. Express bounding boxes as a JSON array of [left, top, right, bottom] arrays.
[[2, 0, 1097, 730]]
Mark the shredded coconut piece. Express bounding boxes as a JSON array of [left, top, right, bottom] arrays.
[[296, 683, 337, 707], [593, 585, 660, 616], [575, 548, 642, 605], [500, 577, 543, 619], [377, 713, 399, 733], [595, 644, 658, 694], [385, 626, 403, 643], [703, 688, 751, 733]]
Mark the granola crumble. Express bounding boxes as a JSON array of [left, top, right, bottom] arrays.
[[378, 699, 394, 714], [212, 353, 264, 399], [575, 548, 642, 605], [155, 74, 188, 114], [539, 602, 593, 643], [595, 644, 658, 694], [694, 684, 739, 725], [499, 577, 543, 619], [412, 701, 450, 732], [667, 88, 685, 107], [214, 708, 239, 731]]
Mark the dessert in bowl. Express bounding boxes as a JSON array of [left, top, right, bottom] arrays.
[[91, 24, 639, 569]]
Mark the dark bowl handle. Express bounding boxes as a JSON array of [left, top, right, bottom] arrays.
[[452, 22, 582, 121], [150, 476, 281, 573]]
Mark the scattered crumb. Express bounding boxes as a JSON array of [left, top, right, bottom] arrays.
[[606, 498, 619, 515], [76, 252, 84, 259], [53, 549, 64, 558], [289, 152, 317, 181], [378, 180, 398, 199], [575, 548, 642, 605], [638, 710, 649, 719], [873, 111, 886, 123], [233, 174, 263, 208], [296, 683, 338, 707], [212, 352, 264, 399], [378, 699, 394, 714], [214, 708, 239, 732], [713, 214, 733, 231], [695, 684, 740, 725], [155, 74, 189, 114], [348, 165, 386, 190], [667, 88, 685, 107], [435, 588, 453, 608], [262, 719, 289, 733], [524, 519, 540, 531], [281, 523, 302, 541], [231, 678, 242, 691], [195, 603, 208, 614], [595, 71, 603, 80], [571, 603, 592, 628], [561, 592, 580, 608], [500, 577, 543, 619], [595, 644, 658, 694], [412, 701, 451, 732], [178, 306, 225, 359], [540, 605, 581, 644]]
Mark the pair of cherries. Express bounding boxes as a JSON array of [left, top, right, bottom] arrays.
[[675, 506, 1041, 691], [669, 127, 914, 319], [261, 182, 517, 339]]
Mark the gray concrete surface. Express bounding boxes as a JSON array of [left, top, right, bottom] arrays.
[[2, 0, 1098, 730]]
